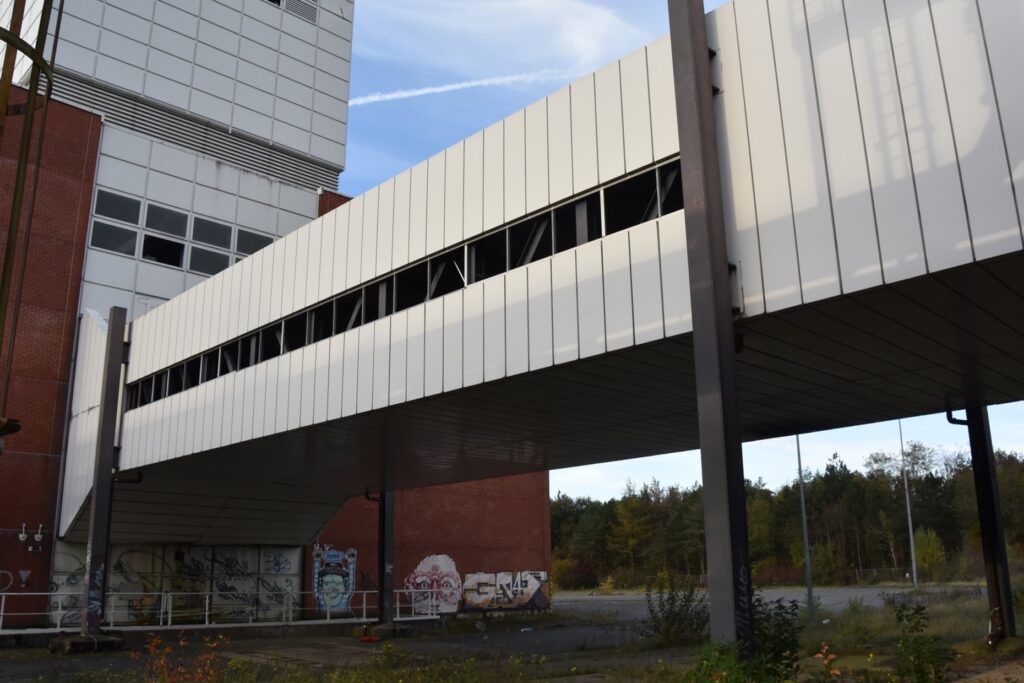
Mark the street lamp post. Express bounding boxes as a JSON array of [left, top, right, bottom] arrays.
[[796, 435, 814, 622], [899, 420, 918, 587]]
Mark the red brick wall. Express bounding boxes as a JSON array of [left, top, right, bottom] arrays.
[[318, 188, 350, 215], [0, 89, 101, 610]]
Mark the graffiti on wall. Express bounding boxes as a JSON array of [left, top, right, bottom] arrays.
[[0, 569, 13, 593], [404, 554, 462, 614], [463, 571, 550, 611], [312, 544, 357, 615]]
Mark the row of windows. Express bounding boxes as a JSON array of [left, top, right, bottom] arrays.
[[90, 189, 275, 276], [124, 160, 684, 411]]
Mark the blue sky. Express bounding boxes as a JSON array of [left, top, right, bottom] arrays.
[[339, 0, 1024, 500]]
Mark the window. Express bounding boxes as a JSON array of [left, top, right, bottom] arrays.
[[154, 371, 169, 400], [468, 231, 507, 283], [142, 235, 185, 267], [236, 229, 273, 255], [145, 205, 188, 237], [509, 214, 552, 268], [167, 365, 184, 396], [335, 291, 362, 332], [604, 169, 658, 234], [309, 301, 334, 343], [283, 313, 307, 352], [91, 221, 137, 255], [184, 357, 201, 390], [95, 190, 141, 224], [190, 246, 230, 276], [394, 263, 428, 312], [201, 349, 219, 382], [138, 377, 153, 407], [363, 280, 392, 323], [219, 341, 238, 375], [554, 193, 601, 252], [193, 217, 232, 248], [259, 324, 282, 361], [658, 164, 684, 215], [428, 248, 465, 299], [239, 333, 259, 369]]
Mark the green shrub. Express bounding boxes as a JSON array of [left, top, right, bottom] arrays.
[[642, 574, 709, 646], [893, 603, 955, 682], [750, 593, 803, 681], [680, 642, 750, 683]]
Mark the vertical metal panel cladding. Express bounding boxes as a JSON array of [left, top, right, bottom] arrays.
[[931, 0, 1022, 260], [373, 318, 392, 410], [327, 335, 344, 421], [346, 194, 365, 289], [293, 222, 311, 313], [275, 350, 291, 433], [548, 86, 574, 204], [571, 75, 599, 193], [620, 46, 655, 173], [806, 0, 882, 293], [361, 185, 380, 283], [406, 305, 426, 401], [269, 231, 287, 321], [314, 339, 331, 424], [342, 328, 360, 416], [887, 0, 971, 271], [595, 61, 626, 184], [424, 298, 445, 396], [444, 142, 465, 248], [576, 240, 606, 358], [647, 35, 679, 162], [844, 0, 925, 283], [659, 211, 692, 336], [443, 291, 464, 392], [505, 267, 529, 376], [483, 121, 505, 232], [767, 0, 840, 302], [602, 230, 634, 351], [377, 178, 396, 277], [463, 282, 485, 387], [389, 310, 409, 405], [408, 160, 429, 263], [483, 276, 506, 382], [978, 1, 1024, 245], [734, 0, 801, 312], [504, 110, 527, 222], [263, 356, 279, 439], [525, 99, 550, 213], [331, 202, 350, 296], [392, 170, 413, 270], [289, 349, 305, 431], [301, 344, 318, 427], [707, 5, 765, 317], [252, 359, 268, 439], [464, 131, 485, 239], [551, 250, 579, 364], [629, 220, 665, 345], [357, 323, 374, 412], [318, 212, 336, 302], [303, 216, 322, 310], [527, 260, 554, 371], [259, 240, 276, 328]]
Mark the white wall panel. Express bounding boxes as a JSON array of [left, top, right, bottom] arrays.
[[405, 306, 426, 401], [768, 0, 840, 302], [269, 235, 288, 322], [547, 86, 573, 204], [620, 47, 654, 173], [239, 367, 255, 442], [483, 277, 505, 382], [844, 0, 926, 283], [576, 240, 606, 358], [602, 230, 634, 351], [887, 0, 971, 271], [444, 143, 465, 249], [342, 329, 359, 417], [361, 186, 380, 282], [463, 282, 484, 387], [551, 250, 579, 364], [258, 241, 275, 328], [275, 351, 291, 433], [357, 324, 375, 413], [525, 100, 549, 213], [300, 345, 317, 428], [647, 36, 679, 161], [389, 310, 408, 405], [931, 0, 1021, 260], [304, 217, 323, 309], [317, 212, 336, 302], [504, 110, 527, 222], [443, 292, 464, 392], [629, 221, 664, 345], [262, 356, 279, 439], [376, 178, 395, 277], [212, 376, 227, 451], [424, 298, 444, 396], [595, 62, 626, 184], [527, 260, 553, 370], [331, 203, 350, 296], [392, 170, 412, 269], [463, 132, 484, 239], [483, 121, 505, 231], [326, 335, 344, 421], [372, 319, 391, 410], [292, 223, 311, 313], [408, 161, 429, 263], [505, 267, 529, 376], [313, 338, 330, 424], [252, 360, 268, 440], [659, 212, 692, 336], [707, 6, 765, 317], [571, 75, 599, 194], [345, 194, 364, 289], [426, 152, 446, 256], [244, 252, 261, 341]]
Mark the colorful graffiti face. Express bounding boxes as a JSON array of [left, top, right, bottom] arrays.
[[313, 546, 356, 614], [404, 554, 462, 614]]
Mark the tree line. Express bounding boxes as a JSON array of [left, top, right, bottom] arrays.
[[550, 442, 1024, 588]]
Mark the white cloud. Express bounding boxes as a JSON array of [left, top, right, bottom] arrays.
[[350, 69, 582, 107]]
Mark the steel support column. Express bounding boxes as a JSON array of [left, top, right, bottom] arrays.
[[80, 306, 126, 635], [965, 402, 1016, 640], [378, 490, 395, 624], [667, 0, 754, 647]]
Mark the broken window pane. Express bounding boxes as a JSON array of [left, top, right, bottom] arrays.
[[509, 214, 553, 268], [142, 234, 185, 268], [659, 164, 684, 215], [283, 313, 307, 352], [428, 247, 465, 299], [310, 301, 334, 343], [468, 230, 507, 283], [259, 324, 282, 361], [335, 291, 363, 332], [554, 193, 601, 253], [91, 221, 137, 255], [394, 263, 428, 312], [604, 169, 658, 234]]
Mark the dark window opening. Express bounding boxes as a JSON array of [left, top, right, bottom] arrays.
[[167, 365, 184, 396], [554, 193, 601, 252], [658, 164, 684, 216], [363, 280, 392, 323], [190, 247, 230, 276], [259, 324, 282, 361], [95, 190, 140, 224], [283, 313, 307, 352], [219, 341, 238, 375], [145, 204, 188, 237], [139, 377, 153, 407], [142, 234, 185, 268], [509, 214, 553, 268], [125, 384, 137, 410], [236, 229, 273, 255], [239, 333, 259, 369], [201, 349, 219, 382], [394, 263, 428, 312], [91, 221, 137, 255], [604, 169, 658, 234], [154, 371, 169, 401], [309, 301, 334, 343], [428, 248, 465, 299], [335, 291, 363, 332], [184, 357, 201, 390], [468, 231, 507, 283], [193, 217, 232, 248]]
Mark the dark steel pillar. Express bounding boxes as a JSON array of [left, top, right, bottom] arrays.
[[80, 306, 126, 635], [378, 490, 395, 624], [668, 0, 754, 647], [965, 402, 1016, 640]]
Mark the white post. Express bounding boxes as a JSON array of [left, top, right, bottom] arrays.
[[899, 420, 919, 587], [205, 593, 211, 625], [0, 593, 5, 630], [796, 435, 814, 622], [167, 594, 173, 626]]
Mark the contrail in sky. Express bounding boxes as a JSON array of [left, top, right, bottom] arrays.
[[350, 69, 582, 107]]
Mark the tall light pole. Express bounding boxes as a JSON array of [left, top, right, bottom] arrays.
[[796, 435, 814, 621], [899, 420, 918, 587]]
